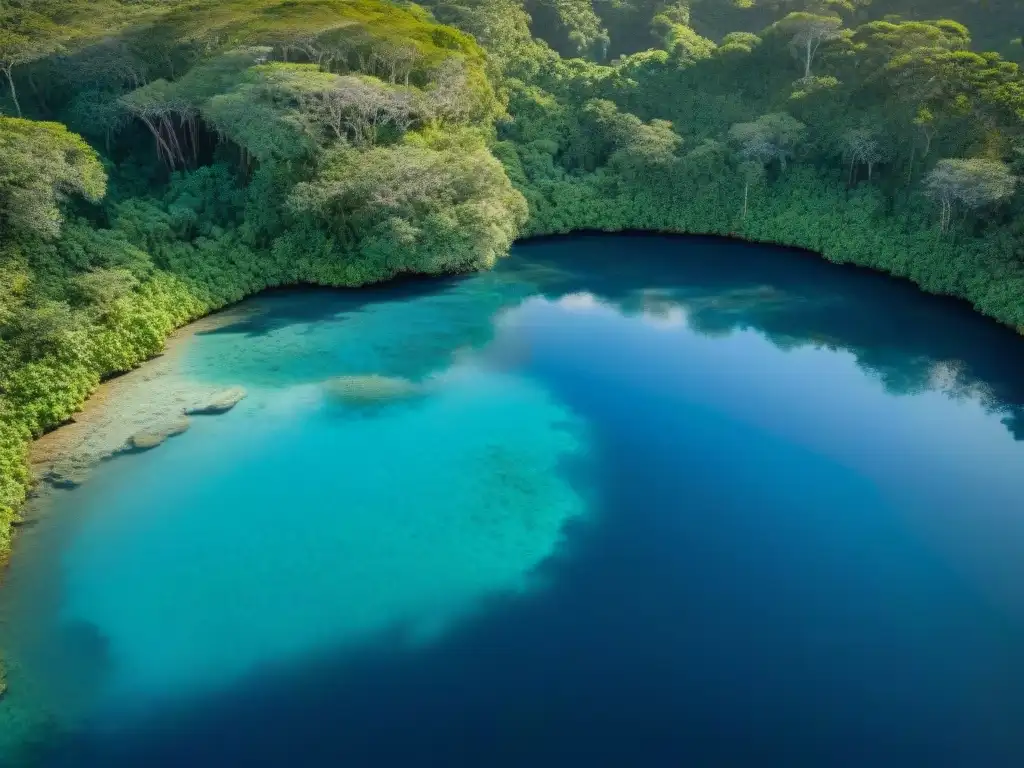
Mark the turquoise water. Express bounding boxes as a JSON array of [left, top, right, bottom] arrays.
[[3, 235, 1024, 765]]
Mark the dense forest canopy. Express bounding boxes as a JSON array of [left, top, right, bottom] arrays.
[[510, 0, 1024, 60], [0, 0, 1023, 572]]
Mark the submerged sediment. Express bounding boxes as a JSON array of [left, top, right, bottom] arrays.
[[27, 313, 247, 496]]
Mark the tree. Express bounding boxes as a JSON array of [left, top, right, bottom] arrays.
[[429, 57, 475, 123], [651, 9, 716, 66], [738, 160, 765, 219], [729, 113, 805, 172], [853, 19, 969, 73], [779, 12, 843, 80], [841, 127, 889, 183], [0, 117, 106, 240], [904, 107, 937, 182], [729, 113, 804, 218], [531, 0, 610, 59], [0, 8, 65, 117], [301, 75, 422, 146], [288, 134, 527, 277], [120, 79, 194, 168], [923, 158, 1017, 231], [373, 43, 421, 86]]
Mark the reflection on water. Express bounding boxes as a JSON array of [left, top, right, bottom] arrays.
[[3, 234, 1024, 767]]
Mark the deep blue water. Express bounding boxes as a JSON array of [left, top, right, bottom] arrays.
[[3, 235, 1024, 766]]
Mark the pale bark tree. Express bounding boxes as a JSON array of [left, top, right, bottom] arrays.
[[429, 58, 473, 123], [729, 113, 805, 217], [842, 128, 889, 184], [374, 44, 421, 86], [301, 77, 422, 146], [924, 159, 1017, 232], [781, 13, 842, 80], [739, 159, 767, 219], [120, 83, 194, 168], [729, 113, 805, 171], [0, 11, 64, 117]]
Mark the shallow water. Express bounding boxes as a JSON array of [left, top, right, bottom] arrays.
[[3, 235, 1024, 766]]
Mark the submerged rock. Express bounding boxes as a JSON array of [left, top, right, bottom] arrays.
[[42, 457, 95, 489], [323, 375, 423, 408], [185, 387, 247, 415], [125, 416, 191, 452]]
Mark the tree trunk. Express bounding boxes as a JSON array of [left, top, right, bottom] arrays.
[[3, 66, 22, 118], [26, 71, 47, 113], [805, 40, 813, 79], [139, 115, 176, 166], [940, 197, 952, 232], [743, 181, 749, 219]]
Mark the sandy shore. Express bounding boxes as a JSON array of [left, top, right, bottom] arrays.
[[28, 310, 246, 496]]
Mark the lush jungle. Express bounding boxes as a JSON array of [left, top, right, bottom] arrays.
[[1, 0, 1023, 584]]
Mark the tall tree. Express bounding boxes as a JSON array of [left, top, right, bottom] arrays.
[[924, 158, 1017, 231], [0, 116, 106, 239], [729, 112, 806, 172], [841, 127, 889, 183], [0, 7, 64, 116], [729, 113, 805, 216], [778, 12, 843, 80]]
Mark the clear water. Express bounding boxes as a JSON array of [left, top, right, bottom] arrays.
[[3, 235, 1024, 766]]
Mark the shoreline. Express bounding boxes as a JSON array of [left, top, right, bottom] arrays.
[[26, 309, 247, 507], [6, 225, 1024, 557]]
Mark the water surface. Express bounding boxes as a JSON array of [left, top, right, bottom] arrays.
[[3, 235, 1024, 766]]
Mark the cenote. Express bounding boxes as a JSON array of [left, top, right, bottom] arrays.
[[3, 234, 1024, 766]]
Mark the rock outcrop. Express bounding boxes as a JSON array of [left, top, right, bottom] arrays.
[[185, 387, 247, 415], [124, 416, 191, 452]]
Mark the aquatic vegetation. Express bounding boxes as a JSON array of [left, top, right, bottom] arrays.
[[322, 374, 424, 409], [39, 457, 95, 489]]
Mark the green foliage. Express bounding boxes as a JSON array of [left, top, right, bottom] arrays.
[[0, 0, 521, 564], [652, 12, 717, 65], [0, 117, 105, 239], [924, 158, 1018, 230], [289, 130, 527, 281], [0, 4, 65, 116]]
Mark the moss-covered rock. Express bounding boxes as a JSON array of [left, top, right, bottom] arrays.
[[185, 388, 247, 416], [322, 375, 424, 408], [125, 416, 191, 451]]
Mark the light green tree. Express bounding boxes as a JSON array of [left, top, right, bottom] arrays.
[[924, 158, 1017, 231], [0, 117, 106, 239]]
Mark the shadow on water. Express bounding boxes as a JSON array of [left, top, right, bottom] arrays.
[[195, 276, 472, 339], [8, 233, 1024, 767]]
